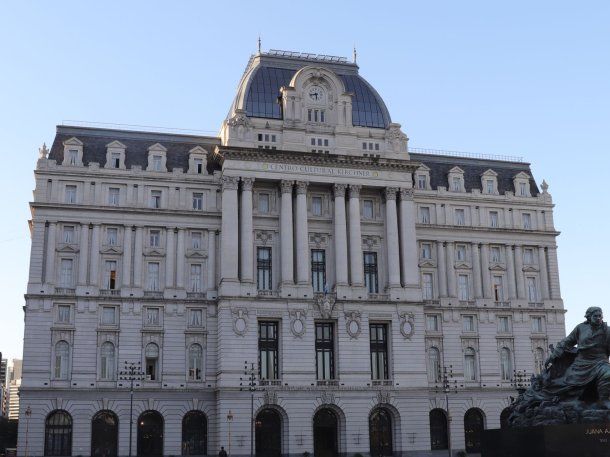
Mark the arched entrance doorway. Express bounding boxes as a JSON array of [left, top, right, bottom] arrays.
[[429, 409, 448, 450], [464, 408, 485, 453], [182, 411, 207, 455], [137, 410, 164, 457], [313, 408, 338, 457], [44, 410, 73, 456], [91, 410, 118, 457], [255, 408, 282, 457], [500, 408, 511, 429], [369, 408, 393, 457]]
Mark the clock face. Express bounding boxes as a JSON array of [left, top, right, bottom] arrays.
[[308, 85, 324, 102]]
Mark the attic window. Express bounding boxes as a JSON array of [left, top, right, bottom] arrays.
[[111, 153, 121, 168], [68, 150, 78, 165], [362, 142, 380, 151], [195, 159, 204, 174]]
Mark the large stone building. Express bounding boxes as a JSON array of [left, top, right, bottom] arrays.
[[19, 49, 565, 457]]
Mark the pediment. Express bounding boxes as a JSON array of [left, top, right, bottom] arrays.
[[417, 164, 431, 172], [106, 140, 126, 149], [101, 246, 123, 255], [481, 169, 498, 177], [489, 263, 506, 271], [148, 143, 168, 153], [57, 244, 79, 253], [63, 137, 83, 147], [418, 260, 436, 268], [189, 145, 208, 156], [523, 265, 539, 273], [448, 166, 465, 174], [514, 171, 531, 180], [144, 248, 165, 257], [186, 250, 208, 259], [454, 261, 471, 270]]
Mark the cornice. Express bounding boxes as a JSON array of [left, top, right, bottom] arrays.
[[415, 223, 561, 237]]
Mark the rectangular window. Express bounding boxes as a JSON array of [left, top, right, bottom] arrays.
[[315, 322, 335, 380], [524, 248, 534, 264], [421, 243, 432, 259], [146, 307, 160, 326], [312, 196, 323, 216], [493, 275, 504, 301], [370, 323, 389, 380], [108, 187, 120, 206], [150, 190, 162, 209], [101, 306, 117, 325], [189, 309, 203, 327], [456, 244, 467, 261], [311, 249, 326, 293], [59, 259, 74, 287], [491, 246, 501, 263], [417, 175, 427, 190], [363, 200, 374, 219], [258, 193, 270, 213], [426, 315, 440, 332], [106, 227, 118, 246], [489, 211, 499, 228], [57, 305, 71, 324], [189, 264, 203, 292], [194, 158, 203, 174], [257, 247, 272, 290], [523, 213, 532, 229], [519, 182, 528, 196], [259, 321, 279, 380], [191, 232, 202, 250], [192, 192, 203, 210], [62, 226, 75, 244], [463, 315, 475, 332], [111, 152, 121, 168], [103, 260, 117, 290], [498, 316, 511, 333], [458, 274, 469, 300], [527, 277, 538, 302], [420, 206, 430, 224], [422, 273, 433, 299], [152, 155, 162, 171], [531, 316, 544, 333], [68, 149, 78, 165], [149, 230, 160, 247], [147, 263, 160, 291], [486, 179, 494, 194], [452, 177, 461, 191], [65, 185, 77, 204], [363, 251, 379, 293], [455, 208, 465, 226]]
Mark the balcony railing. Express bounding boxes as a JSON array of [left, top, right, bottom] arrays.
[[55, 287, 75, 295], [144, 291, 163, 298], [187, 292, 206, 299], [257, 289, 279, 297], [495, 301, 512, 307], [372, 379, 394, 386], [259, 379, 282, 386], [529, 302, 545, 308], [100, 289, 121, 296], [316, 380, 339, 387]]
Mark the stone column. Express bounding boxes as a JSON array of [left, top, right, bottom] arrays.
[[78, 224, 89, 285], [506, 245, 517, 299], [547, 246, 561, 299], [133, 226, 143, 287], [471, 243, 482, 298], [437, 242, 447, 297], [220, 176, 239, 283], [122, 226, 132, 287], [399, 188, 419, 286], [280, 180, 294, 285], [176, 229, 185, 289], [480, 244, 491, 298], [45, 222, 57, 284], [90, 224, 101, 287], [165, 228, 175, 288], [240, 177, 255, 283], [208, 230, 216, 291], [333, 184, 349, 286], [295, 181, 310, 284], [538, 246, 550, 300], [514, 245, 526, 299], [348, 185, 363, 286], [385, 187, 401, 288], [446, 241, 456, 297]]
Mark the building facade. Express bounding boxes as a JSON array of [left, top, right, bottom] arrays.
[[6, 360, 22, 421], [19, 50, 565, 457]]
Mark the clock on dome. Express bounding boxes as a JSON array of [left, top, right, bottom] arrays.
[[307, 85, 325, 103]]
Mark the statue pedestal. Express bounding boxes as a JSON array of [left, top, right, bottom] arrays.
[[482, 423, 610, 457]]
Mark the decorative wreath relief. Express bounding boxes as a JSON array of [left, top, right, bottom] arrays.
[[344, 311, 362, 339], [232, 308, 248, 336], [399, 312, 415, 339], [289, 309, 307, 338]]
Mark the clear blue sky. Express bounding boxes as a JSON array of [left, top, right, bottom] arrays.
[[1, 1, 609, 361]]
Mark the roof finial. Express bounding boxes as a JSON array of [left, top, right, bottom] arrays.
[[258, 35, 262, 54], [38, 142, 49, 159], [353, 45, 357, 63]]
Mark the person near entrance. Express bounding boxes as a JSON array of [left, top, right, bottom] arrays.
[[219, 446, 228, 457]]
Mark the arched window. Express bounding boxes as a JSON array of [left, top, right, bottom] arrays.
[[428, 347, 441, 382], [500, 408, 511, 429], [54, 341, 70, 380], [45, 410, 72, 456], [137, 410, 163, 457], [313, 408, 338, 457], [369, 408, 393, 457], [534, 347, 545, 375], [500, 347, 513, 381], [188, 344, 203, 381], [429, 409, 448, 450], [100, 342, 116, 380], [91, 410, 118, 457], [182, 411, 207, 456], [464, 347, 477, 381], [145, 343, 160, 381], [464, 408, 485, 453], [255, 409, 282, 457]]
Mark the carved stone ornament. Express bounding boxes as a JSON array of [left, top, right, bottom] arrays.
[[231, 308, 248, 336], [386, 123, 409, 152], [263, 390, 278, 405], [399, 188, 414, 200], [227, 109, 252, 128], [376, 391, 391, 405], [315, 294, 336, 319], [333, 183, 346, 198], [255, 231, 274, 245], [349, 184, 361, 199], [362, 235, 380, 250], [280, 180, 294, 194], [399, 311, 415, 339], [221, 176, 239, 191], [320, 391, 335, 405], [309, 233, 328, 248], [241, 177, 255, 191], [344, 311, 362, 338], [541, 180, 549, 194], [39, 142, 49, 159], [296, 181, 309, 195], [289, 309, 307, 338], [384, 187, 398, 200]]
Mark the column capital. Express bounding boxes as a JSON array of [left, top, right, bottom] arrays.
[[280, 180, 294, 194], [349, 184, 362, 198], [399, 188, 414, 200], [333, 183, 347, 198], [296, 181, 309, 195], [384, 187, 399, 200], [221, 175, 239, 191], [241, 177, 255, 191]]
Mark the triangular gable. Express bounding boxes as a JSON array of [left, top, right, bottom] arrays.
[[101, 247, 123, 255], [523, 265, 539, 273], [57, 245, 79, 253], [417, 164, 430, 172], [63, 137, 83, 147], [148, 143, 168, 153], [189, 145, 208, 155], [418, 260, 436, 268], [514, 171, 531, 180], [186, 251, 208, 259], [106, 140, 126, 149], [448, 166, 464, 174], [481, 169, 498, 177], [489, 264, 506, 271]]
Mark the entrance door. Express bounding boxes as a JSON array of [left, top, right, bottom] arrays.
[[137, 410, 163, 457], [313, 409, 338, 457], [91, 411, 118, 457], [255, 409, 282, 457], [464, 408, 485, 453]]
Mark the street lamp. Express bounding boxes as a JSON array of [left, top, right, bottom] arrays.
[[24, 406, 32, 457], [435, 365, 458, 457], [240, 361, 258, 457], [119, 361, 145, 457], [227, 410, 234, 457]]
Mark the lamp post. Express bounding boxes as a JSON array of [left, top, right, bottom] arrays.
[[240, 361, 258, 457], [512, 369, 531, 394], [24, 406, 32, 457], [119, 361, 145, 457], [435, 365, 457, 457], [227, 410, 234, 457]]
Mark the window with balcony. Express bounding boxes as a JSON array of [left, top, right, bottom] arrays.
[[527, 277, 538, 302], [422, 273, 434, 299], [149, 230, 161, 247], [65, 185, 77, 204], [315, 322, 335, 380], [522, 213, 532, 229], [498, 316, 511, 333], [493, 275, 504, 301], [311, 249, 326, 293], [147, 263, 160, 291], [458, 275, 470, 300], [259, 321, 279, 381], [188, 344, 203, 381], [258, 193, 270, 214], [426, 315, 440, 332], [364, 251, 379, 293], [463, 315, 475, 332], [108, 187, 120, 206], [257, 247, 272, 290], [150, 190, 162, 209], [420, 206, 431, 224], [455, 209, 466, 226], [312, 196, 323, 216], [489, 211, 499, 228], [192, 193, 203, 210], [421, 243, 432, 259], [189, 264, 203, 292], [370, 323, 389, 380], [191, 232, 202, 250], [59, 259, 74, 287], [103, 260, 118, 290], [62, 226, 75, 244], [106, 228, 118, 246], [363, 199, 374, 219]]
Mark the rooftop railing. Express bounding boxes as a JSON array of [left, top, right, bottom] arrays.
[[410, 147, 524, 163]]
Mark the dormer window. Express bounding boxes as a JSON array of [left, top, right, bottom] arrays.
[[513, 172, 531, 197], [62, 137, 84, 166], [414, 165, 431, 190], [481, 169, 498, 195], [188, 146, 208, 174], [417, 175, 427, 190], [146, 143, 167, 172], [152, 156, 162, 171], [105, 141, 126, 169], [307, 109, 325, 123], [448, 167, 465, 192], [519, 182, 527, 196]]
